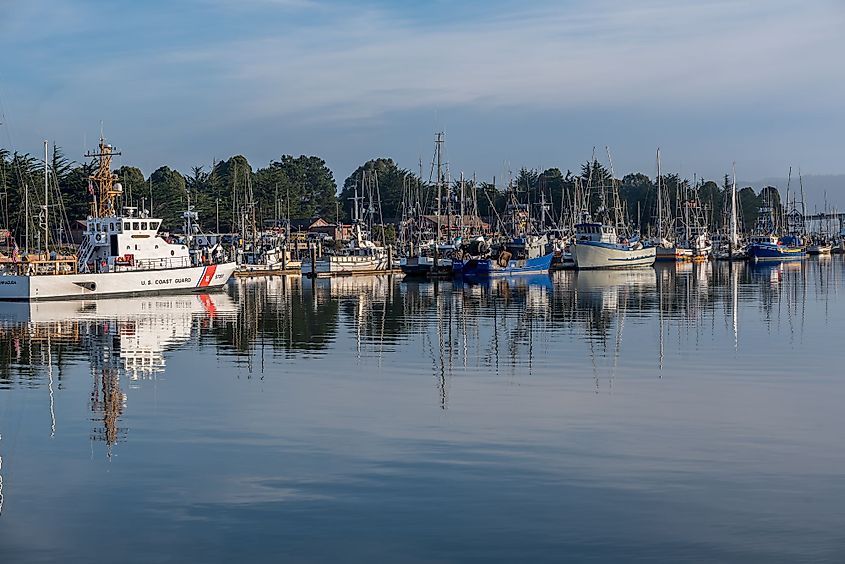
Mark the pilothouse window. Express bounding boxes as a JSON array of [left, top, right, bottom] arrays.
[[150, 221, 159, 231], [124, 222, 130, 230], [133, 222, 139, 230], [141, 222, 148, 230]]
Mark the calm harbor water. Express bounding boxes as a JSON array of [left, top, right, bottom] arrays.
[[1, 259, 844, 563]]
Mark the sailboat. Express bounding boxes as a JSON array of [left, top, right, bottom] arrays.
[[651, 150, 691, 262], [400, 132, 458, 277], [0, 138, 236, 300], [713, 164, 747, 260]]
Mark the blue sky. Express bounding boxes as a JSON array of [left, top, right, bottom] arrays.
[[1, 0, 843, 192]]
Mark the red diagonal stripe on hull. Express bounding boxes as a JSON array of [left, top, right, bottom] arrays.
[[198, 265, 217, 287]]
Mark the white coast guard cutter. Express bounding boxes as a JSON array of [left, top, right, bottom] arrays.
[[0, 138, 235, 301]]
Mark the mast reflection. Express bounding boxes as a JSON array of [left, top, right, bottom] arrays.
[[0, 293, 236, 457]]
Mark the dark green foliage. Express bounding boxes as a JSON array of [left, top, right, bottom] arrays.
[[339, 158, 413, 223], [619, 173, 655, 230], [149, 166, 187, 230], [255, 155, 337, 222], [0, 143, 796, 243]]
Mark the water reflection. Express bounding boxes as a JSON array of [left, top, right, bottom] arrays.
[[1, 261, 840, 406], [0, 294, 236, 456], [0, 259, 844, 561]]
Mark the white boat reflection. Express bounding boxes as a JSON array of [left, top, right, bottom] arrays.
[[0, 292, 236, 456]]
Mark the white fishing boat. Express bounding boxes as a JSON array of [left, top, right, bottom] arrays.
[[300, 223, 389, 276], [572, 149, 656, 270], [806, 241, 832, 255], [301, 182, 393, 277], [236, 235, 301, 275], [572, 222, 656, 269], [0, 138, 236, 301]]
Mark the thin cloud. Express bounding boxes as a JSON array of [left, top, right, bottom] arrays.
[[158, 0, 842, 125]]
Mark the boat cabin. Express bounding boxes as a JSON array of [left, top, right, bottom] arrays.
[[749, 234, 780, 245], [575, 223, 618, 244], [80, 208, 191, 272]]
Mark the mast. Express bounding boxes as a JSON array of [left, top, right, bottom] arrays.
[[798, 169, 806, 236], [784, 167, 791, 233], [656, 148, 663, 239], [43, 140, 49, 255], [729, 163, 738, 250], [85, 138, 121, 218], [459, 171, 465, 239], [435, 132, 443, 242], [24, 182, 29, 253], [605, 147, 622, 230]]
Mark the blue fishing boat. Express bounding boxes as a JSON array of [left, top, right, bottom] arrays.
[[746, 191, 805, 261], [747, 234, 805, 261], [458, 252, 554, 276], [454, 235, 554, 276]]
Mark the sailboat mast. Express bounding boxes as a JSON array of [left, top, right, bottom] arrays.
[[44, 140, 49, 254], [459, 171, 465, 238], [799, 169, 806, 236], [730, 163, 738, 248], [435, 132, 442, 242], [656, 148, 663, 238], [25, 183, 29, 253]]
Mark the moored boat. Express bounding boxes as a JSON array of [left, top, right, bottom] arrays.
[[806, 239, 833, 255], [747, 234, 805, 261], [572, 222, 656, 269], [0, 138, 235, 301], [455, 235, 553, 277]]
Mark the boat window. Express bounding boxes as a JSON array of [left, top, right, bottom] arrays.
[[133, 222, 139, 230], [150, 221, 159, 231], [170, 250, 175, 256], [141, 222, 148, 230], [110, 223, 115, 231], [124, 222, 130, 231]]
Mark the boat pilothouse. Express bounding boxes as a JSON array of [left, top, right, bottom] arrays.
[[0, 136, 236, 300], [78, 207, 191, 273]]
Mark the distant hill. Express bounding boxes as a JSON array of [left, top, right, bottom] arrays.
[[740, 175, 845, 212]]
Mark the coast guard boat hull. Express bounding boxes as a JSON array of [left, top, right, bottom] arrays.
[[0, 262, 236, 301]]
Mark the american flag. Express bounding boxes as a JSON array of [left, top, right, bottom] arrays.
[[88, 180, 95, 195]]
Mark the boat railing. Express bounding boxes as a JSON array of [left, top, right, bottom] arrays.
[[114, 256, 193, 272], [6, 257, 79, 276]]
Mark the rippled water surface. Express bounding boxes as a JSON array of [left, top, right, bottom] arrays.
[[1, 260, 845, 563]]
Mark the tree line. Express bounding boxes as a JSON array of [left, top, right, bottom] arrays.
[[0, 144, 787, 245]]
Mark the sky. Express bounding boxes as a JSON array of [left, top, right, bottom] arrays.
[[1, 0, 844, 197]]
